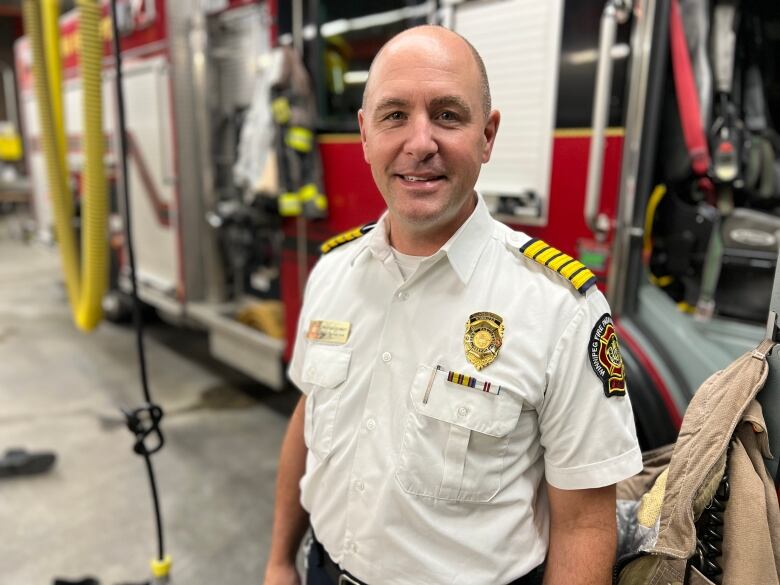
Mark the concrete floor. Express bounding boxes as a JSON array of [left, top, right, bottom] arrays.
[[0, 213, 299, 584]]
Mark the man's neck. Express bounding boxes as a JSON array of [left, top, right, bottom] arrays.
[[387, 194, 477, 256]]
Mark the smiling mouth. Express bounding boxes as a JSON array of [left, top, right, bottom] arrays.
[[397, 175, 445, 182]]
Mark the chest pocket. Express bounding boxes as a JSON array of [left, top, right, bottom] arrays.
[[301, 345, 351, 461], [396, 365, 523, 503]]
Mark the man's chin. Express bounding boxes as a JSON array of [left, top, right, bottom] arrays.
[[393, 206, 447, 228]]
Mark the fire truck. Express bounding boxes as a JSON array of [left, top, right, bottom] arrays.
[[13, 0, 780, 465]]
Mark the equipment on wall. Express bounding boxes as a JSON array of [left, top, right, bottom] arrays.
[[648, 0, 780, 324], [272, 46, 328, 220]]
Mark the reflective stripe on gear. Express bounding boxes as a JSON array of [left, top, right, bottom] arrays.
[[278, 192, 302, 216], [286, 126, 314, 153], [299, 183, 328, 215], [299, 183, 317, 202], [312, 193, 327, 212], [272, 97, 291, 124], [0, 132, 23, 161]]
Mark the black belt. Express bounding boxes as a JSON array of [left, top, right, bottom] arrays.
[[311, 536, 366, 585], [321, 549, 364, 584], [311, 534, 544, 585]]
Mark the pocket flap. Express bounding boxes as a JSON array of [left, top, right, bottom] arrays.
[[301, 345, 351, 388], [409, 365, 522, 437]]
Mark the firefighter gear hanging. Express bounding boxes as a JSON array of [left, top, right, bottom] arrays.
[[271, 46, 327, 219]]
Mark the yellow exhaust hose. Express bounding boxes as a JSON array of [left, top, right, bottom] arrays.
[[23, 0, 107, 331], [73, 0, 108, 330], [42, 0, 66, 166]]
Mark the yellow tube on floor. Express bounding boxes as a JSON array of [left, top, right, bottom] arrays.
[[22, 0, 107, 332]]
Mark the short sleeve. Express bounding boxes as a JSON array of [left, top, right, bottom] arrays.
[[538, 289, 642, 489], [287, 261, 324, 396], [287, 309, 310, 395]]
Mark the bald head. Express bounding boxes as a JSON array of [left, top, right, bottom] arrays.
[[362, 25, 492, 120]]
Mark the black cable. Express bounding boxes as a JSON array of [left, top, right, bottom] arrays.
[[108, 0, 166, 563], [690, 444, 731, 583]]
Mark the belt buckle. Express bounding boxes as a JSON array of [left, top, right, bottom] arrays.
[[338, 574, 361, 585]]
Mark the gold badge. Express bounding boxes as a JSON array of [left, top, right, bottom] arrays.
[[307, 320, 351, 345], [464, 312, 504, 370]]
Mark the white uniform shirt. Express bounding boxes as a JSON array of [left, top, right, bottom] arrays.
[[289, 195, 642, 585]]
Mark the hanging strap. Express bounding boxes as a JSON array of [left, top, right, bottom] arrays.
[[711, 1, 739, 96], [669, 0, 712, 179]]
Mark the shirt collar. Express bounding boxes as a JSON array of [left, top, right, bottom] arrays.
[[350, 193, 494, 284], [349, 209, 389, 266]]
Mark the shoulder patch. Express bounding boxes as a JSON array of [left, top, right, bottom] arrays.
[[518, 238, 598, 295], [320, 223, 376, 254], [588, 313, 627, 398]]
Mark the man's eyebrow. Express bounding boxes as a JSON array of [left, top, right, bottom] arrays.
[[371, 95, 473, 118], [430, 96, 472, 116], [374, 97, 410, 112]]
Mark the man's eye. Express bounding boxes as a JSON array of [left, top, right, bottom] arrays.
[[384, 112, 405, 121], [438, 111, 459, 122]]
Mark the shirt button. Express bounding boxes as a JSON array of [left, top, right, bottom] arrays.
[[306, 366, 316, 377], [396, 291, 409, 301], [366, 418, 377, 431], [354, 480, 365, 491], [381, 352, 392, 363], [351, 542, 359, 554], [457, 406, 469, 417]]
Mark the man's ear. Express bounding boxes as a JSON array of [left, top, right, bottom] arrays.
[[481, 110, 501, 163], [358, 109, 370, 164]]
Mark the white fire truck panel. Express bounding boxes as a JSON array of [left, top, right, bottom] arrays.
[[453, 0, 563, 226]]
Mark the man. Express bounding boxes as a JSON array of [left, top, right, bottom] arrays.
[[264, 26, 642, 585]]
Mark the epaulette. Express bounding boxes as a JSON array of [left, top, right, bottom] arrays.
[[320, 222, 376, 254], [518, 237, 598, 295]]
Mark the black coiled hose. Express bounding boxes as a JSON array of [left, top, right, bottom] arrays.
[[690, 446, 732, 582]]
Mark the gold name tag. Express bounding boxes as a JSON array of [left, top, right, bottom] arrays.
[[307, 320, 351, 344]]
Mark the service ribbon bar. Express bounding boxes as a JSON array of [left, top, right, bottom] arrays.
[[446, 370, 501, 396]]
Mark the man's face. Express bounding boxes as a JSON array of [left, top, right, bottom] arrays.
[[358, 31, 500, 233]]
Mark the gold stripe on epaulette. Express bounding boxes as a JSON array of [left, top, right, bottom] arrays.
[[518, 238, 598, 295], [572, 268, 596, 290], [535, 247, 560, 264], [523, 239, 548, 258], [320, 223, 376, 254], [560, 260, 583, 279], [547, 253, 574, 271]]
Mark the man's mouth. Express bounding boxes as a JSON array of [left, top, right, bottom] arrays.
[[396, 174, 446, 184]]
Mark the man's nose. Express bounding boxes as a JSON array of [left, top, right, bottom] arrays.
[[404, 115, 438, 161]]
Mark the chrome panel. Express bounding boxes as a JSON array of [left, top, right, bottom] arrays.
[[607, 0, 658, 315], [166, 0, 225, 303]]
